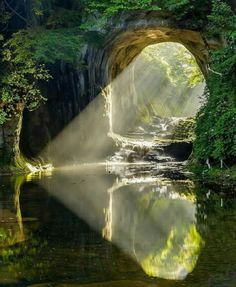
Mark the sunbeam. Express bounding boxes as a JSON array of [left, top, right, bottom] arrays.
[[41, 42, 205, 168], [38, 42, 206, 281]]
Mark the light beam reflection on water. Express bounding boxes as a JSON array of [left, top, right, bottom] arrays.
[[39, 165, 204, 281]]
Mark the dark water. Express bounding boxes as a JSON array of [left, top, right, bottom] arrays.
[[0, 165, 235, 287]]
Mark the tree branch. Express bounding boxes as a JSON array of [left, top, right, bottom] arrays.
[[4, 0, 29, 26]]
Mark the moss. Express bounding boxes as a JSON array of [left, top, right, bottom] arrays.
[[0, 153, 51, 175], [0, 149, 27, 174], [171, 117, 196, 142]]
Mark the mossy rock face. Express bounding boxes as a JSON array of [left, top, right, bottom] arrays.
[[171, 117, 196, 142], [0, 150, 29, 175]]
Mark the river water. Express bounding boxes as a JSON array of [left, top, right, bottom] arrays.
[[0, 117, 236, 287]]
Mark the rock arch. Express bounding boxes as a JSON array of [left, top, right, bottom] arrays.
[[21, 11, 224, 157], [87, 11, 223, 97]]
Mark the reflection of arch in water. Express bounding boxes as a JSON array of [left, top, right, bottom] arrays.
[[39, 168, 204, 281], [103, 177, 204, 280]]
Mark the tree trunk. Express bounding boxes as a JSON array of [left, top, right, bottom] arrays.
[[1, 103, 25, 170]]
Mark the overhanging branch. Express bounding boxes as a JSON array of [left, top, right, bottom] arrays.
[[4, 0, 29, 26]]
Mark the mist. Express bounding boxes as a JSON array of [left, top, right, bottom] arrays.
[[41, 42, 205, 167], [37, 42, 206, 280]]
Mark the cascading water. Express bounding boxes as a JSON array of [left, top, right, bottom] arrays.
[[40, 42, 204, 170], [104, 85, 193, 179], [101, 42, 205, 180]]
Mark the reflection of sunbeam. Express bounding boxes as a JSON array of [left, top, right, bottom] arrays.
[[102, 177, 203, 280], [40, 168, 115, 232], [39, 169, 203, 281], [101, 177, 160, 244]]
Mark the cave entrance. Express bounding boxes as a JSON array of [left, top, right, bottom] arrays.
[[36, 36, 208, 166], [107, 42, 206, 162]]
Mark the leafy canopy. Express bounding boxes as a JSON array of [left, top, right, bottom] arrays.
[[194, 32, 236, 164]]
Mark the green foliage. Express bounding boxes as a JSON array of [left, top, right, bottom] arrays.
[[142, 43, 204, 88], [172, 118, 196, 142], [31, 0, 56, 17], [0, 110, 8, 125], [207, 0, 236, 36], [0, 25, 84, 124], [0, 34, 51, 122], [77, 0, 235, 32], [80, 0, 160, 28], [136, 43, 204, 122], [158, 0, 212, 29], [84, 0, 160, 15], [159, 0, 192, 19], [194, 32, 236, 164], [46, 8, 82, 28], [0, 234, 49, 280], [0, 1, 84, 126], [8, 28, 83, 65], [189, 164, 236, 186]]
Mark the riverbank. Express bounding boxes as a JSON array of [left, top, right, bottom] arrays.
[[188, 164, 236, 192], [0, 159, 54, 176]]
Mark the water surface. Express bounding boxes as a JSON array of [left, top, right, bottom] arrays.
[[0, 165, 235, 287]]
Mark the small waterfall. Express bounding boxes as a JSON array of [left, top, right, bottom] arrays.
[[102, 82, 192, 179]]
